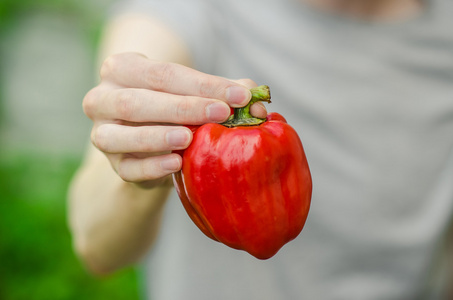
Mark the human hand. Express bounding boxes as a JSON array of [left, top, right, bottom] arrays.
[[83, 52, 266, 188]]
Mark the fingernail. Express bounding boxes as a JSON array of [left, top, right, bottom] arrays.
[[166, 129, 190, 148], [206, 102, 230, 122], [226, 86, 251, 106], [161, 156, 181, 172]]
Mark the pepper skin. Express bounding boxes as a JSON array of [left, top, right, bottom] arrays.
[[173, 86, 312, 259]]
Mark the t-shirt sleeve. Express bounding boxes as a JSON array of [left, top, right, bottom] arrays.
[[108, 0, 215, 71]]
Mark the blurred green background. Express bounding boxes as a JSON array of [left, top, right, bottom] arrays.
[[0, 0, 141, 299]]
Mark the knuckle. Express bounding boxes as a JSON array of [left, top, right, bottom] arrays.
[[82, 87, 100, 118], [116, 161, 132, 182], [117, 157, 173, 184], [100, 54, 121, 79], [116, 156, 162, 183], [196, 77, 219, 98], [149, 62, 176, 92], [124, 159, 155, 182], [140, 160, 155, 181], [91, 125, 110, 152], [173, 97, 194, 122], [115, 90, 137, 120], [135, 127, 153, 151]]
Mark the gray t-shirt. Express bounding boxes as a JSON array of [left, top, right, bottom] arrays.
[[114, 0, 453, 299]]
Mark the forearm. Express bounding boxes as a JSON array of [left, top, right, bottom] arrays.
[[68, 146, 172, 274], [68, 13, 192, 274]]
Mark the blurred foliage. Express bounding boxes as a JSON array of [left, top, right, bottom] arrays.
[[0, 0, 110, 27], [0, 0, 114, 56], [0, 152, 140, 300], [0, 1, 141, 298]]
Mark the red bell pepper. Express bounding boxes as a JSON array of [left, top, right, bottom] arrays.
[[173, 85, 312, 259]]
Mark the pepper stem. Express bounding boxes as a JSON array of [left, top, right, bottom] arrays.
[[222, 85, 271, 128]]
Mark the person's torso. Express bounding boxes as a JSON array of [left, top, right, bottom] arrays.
[[135, 0, 453, 298]]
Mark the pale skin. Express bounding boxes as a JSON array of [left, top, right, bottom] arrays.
[[68, 0, 423, 274]]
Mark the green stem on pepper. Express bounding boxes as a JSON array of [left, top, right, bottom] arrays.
[[222, 85, 271, 128]]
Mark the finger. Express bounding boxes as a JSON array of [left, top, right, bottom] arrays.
[[83, 84, 115, 119], [96, 88, 231, 124], [250, 102, 268, 119], [92, 124, 192, 154], [231, 79, 267, 118], [112, 153, 182, 183], [100, 53, 251, 107]]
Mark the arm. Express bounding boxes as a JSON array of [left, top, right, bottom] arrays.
[[68, 143, 171, 275], [68, 12, 260, 275], [68, 13, 193, 275]]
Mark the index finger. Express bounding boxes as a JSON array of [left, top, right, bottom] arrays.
[[100, 52, 251, 107]]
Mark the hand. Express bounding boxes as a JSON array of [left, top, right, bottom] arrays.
[[83, 52, 266, 188]]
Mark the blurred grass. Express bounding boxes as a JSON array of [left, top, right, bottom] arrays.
[[0, 152, 141, 300], [0, 0, 142, 298]]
